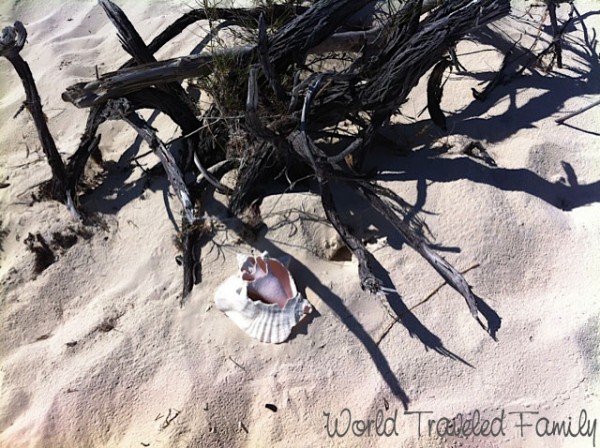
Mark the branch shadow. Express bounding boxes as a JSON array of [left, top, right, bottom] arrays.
[[205, 175, 504, 408], [375, 15, 600, 211], [290, 256, 412, 409], [368, 257, 476, 368], [356, 203, 503, 341], [474, 294, 502, 341], [376, 148, 600, 211], [79, 110, 182, 217], [448, 15, 600, 142], [333, 186, 501, 354], [68, 6, 596, 411]]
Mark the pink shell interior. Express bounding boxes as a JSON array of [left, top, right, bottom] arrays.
[[241, 256, 294, 308]]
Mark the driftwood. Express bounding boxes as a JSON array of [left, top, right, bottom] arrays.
[[0, 22, 73, 213], [61, 1, 452, 109], [99, 0, 194, 109], [427, 58, 452, 130], [62, 0, 377, 108], [3, 0, 527, 319], [104, 98, 195, 222], [121, 1, 310, 71]]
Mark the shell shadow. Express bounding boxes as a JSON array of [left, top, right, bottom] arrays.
[[207, 200, 410, 409]]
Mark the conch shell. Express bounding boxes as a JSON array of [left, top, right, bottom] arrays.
[[215, 251, 312, 343]]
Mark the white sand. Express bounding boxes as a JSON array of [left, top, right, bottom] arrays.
[[1, 1, 599, 447]]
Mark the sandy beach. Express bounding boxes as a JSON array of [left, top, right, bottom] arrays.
[[1, 1, 599, 447]]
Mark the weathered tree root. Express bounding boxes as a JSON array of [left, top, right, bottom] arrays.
[[0, 22, 74, 214], [2, 0, 516, 313]]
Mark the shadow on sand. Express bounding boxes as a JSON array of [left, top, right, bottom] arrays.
[[74, 10, 598, 409]]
